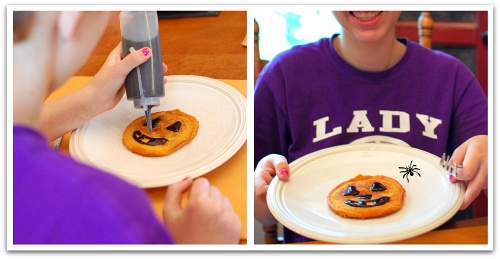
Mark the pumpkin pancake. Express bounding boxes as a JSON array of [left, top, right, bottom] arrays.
[[122, 109, 199, 157], [327, 174, 405, 219]]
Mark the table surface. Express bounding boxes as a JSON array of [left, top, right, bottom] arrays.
[[294, 216, 489, 245]]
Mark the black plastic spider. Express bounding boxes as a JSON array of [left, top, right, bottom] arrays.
[[399, 160, 421, 182]]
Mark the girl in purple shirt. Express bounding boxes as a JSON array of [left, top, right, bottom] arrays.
[[254, 11, 488, 243]]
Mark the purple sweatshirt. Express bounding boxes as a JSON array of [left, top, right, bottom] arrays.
[[13, 126, 175, 244], [254, 36, 488, 243]]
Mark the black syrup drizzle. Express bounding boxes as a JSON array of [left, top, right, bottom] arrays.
[[132, 130, 168, 146], [143, 117, 162, 128], [167, 121, 182, 132], [342, 182, 390, 207], [134, 118, 183, 146]]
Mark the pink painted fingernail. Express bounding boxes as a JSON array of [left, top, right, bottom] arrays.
[[449, 174, 456, 182], [142, 47, 150, 56], [281, 170, 289, 176]]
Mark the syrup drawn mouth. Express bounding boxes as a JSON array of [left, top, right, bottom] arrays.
[[350, 11, 383, 22], [344, 196, 390, 207]]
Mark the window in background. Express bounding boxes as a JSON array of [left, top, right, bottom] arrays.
[[255, 10, 341, 61]]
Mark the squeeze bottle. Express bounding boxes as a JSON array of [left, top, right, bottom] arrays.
[[120, 11, 165, 132]]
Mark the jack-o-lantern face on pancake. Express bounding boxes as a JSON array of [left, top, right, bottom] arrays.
[[131, 117, 181, 146], [122, 109, 199, 157], [327, 174, 406, 219]]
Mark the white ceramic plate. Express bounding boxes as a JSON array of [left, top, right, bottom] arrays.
[[70, 75, 246, 188], [267, 143, 465, 244]]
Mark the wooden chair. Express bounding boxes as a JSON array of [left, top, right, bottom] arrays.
[[255, 11, 487, 244], [396, 11, 488, 95], [254, 19, 268, 85], [417, 11, 433, 48], [254, 18, 282, 243]]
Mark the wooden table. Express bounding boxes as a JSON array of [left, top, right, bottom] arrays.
[[47, 10, 248, 244], [292, 217, 489, 246]]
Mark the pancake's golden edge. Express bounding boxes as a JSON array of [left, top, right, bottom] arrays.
[[327, 174, 406, 219], [122, 109, 199, 157], [162, 114, 199, 154]]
